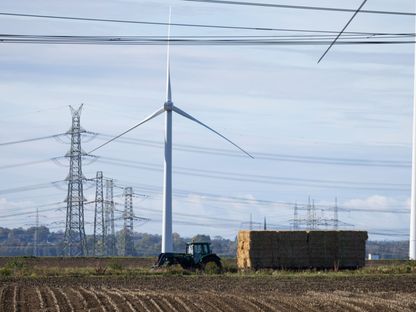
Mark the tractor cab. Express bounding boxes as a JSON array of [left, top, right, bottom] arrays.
[[186, 242, 211, 263]]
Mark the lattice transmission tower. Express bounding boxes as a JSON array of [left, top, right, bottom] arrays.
[[120, 187, 134, 256], [105, 179, 116, 256], [93, 171, 105, 256], [64, 104, 87, 256]]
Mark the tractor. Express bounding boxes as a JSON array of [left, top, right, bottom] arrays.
[[154, 242, 222, 271]]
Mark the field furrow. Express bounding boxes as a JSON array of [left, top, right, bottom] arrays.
[[265, 296, 305, 312], [227, 294, 267, 312], [103, 288, 136, 312], [243, 295, 279, 312], [1, 286, 15, 312], [189, 294, 219, 312], [68, 287, 88, 311], [122, 289, 154, 312], [205, 294, 237, 312], [46, 286, 61, 312], [12, 285, 18, 312], [0, 271, 414, 312], [94, 288, 120, 312], [173, 296, 203, 312], [79, 286, 106, 312], [56, 288, 75, 312]]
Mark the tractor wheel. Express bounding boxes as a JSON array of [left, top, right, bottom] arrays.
[[201, 259, 223, 274]]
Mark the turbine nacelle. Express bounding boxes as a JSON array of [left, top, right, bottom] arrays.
[[164, 101, 173, 111]]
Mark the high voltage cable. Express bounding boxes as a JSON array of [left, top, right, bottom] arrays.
[[0, 159, 54, 170], [184, 0, 416, 17], [0, 206, 65, 219], [94, 134, 410, 168], [0, 181, 65, 195], [0, 131, 408, 168], [97, 156, 408, 192], [0, 37, 414, 46], [317, 0, 368, 63], [1, 34, 413, 40], [0, 133, 66, 147], [114, 180, 410, 214], [0, 11, 412, 35]]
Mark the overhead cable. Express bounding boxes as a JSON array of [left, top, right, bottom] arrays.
[[0, 11, 412, 35], [184, 0, 416, 17]]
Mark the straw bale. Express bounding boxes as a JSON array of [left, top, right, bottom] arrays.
[[308, 231, 339, 269], [338, 231, 367, 268], [278, 231, 309, 269], [237, 230, 367, 270]]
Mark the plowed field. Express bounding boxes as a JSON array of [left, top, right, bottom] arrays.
[[0, 275, 415, 311]]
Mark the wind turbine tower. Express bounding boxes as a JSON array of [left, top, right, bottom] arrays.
[[410, 13, 416, 260]]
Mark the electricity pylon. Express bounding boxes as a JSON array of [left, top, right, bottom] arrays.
[[93, 171, 105, 256], [105, 179, 116, 256], [34, 207, 39, 257], [64, 104, 87, 256], [120, 187, 134, 256]]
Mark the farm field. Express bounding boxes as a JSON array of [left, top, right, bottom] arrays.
[[0, 258, 415, 311]]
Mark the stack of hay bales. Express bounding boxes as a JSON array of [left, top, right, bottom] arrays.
[[338, 231, 367, 268], [308, 231, 339, 269], [278, 231, 309, 269], [237, 230, 368, 270]]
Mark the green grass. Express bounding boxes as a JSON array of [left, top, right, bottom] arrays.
[[0, 257, 415, 278]]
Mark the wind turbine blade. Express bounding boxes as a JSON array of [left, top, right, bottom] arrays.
[[166, 7, 173, 103], [317, 0, 367, 63], [173, 106, 254, 159], [89, 107, 165, 153]]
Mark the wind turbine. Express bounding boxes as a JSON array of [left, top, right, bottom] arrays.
[[410, 11, 416, 260], [90, 10, 253, 253]]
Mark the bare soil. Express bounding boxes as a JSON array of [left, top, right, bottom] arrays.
[[0, 258, 415, 311], [0, 275, 415, 311]]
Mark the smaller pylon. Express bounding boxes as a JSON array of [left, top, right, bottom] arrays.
[[34, 207, 39, 257], [93, 171, 105, 257], [105, 179, 116, 256], [120, 187, 134, 256], [293, 203, 299, 230], [334, 197, 339, 230]]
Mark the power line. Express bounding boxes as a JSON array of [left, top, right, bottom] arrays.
[[97, 156, 408, 192], [317, 0, 368, 63], [0, 158, 56, 170], [0, 36, 414, 46], [0, 133, 66, 147], [0, 11, 413, 35], [114, 180, 410, 215], [94, 134, 410, 168], [0, 206, 65, 219], [0, 181, 65, 195], [184, 0, 416, 17]]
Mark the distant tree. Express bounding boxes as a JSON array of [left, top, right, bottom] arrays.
[[191, 234, 211, 243]]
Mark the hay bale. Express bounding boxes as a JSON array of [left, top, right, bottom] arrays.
[[237, 231, 251, 269], [308, 231, 338, 269], [338, 231, 368, 269], [237, 230, 368, 270], [278, 231, 309, 269]]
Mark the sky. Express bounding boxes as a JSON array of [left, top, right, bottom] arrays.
[[0, 0, 414, 241]]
